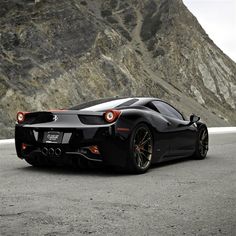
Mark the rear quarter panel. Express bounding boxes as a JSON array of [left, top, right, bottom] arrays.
[[114, 108, 171, 163]]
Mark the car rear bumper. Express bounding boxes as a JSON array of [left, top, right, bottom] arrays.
[[15, 124, 130, 167]]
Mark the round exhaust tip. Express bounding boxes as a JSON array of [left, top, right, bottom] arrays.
[[42, 147, 48, 156], [55, 148, 62, 157], [49, 148, 54, 156]]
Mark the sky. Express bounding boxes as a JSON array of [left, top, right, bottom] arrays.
[[183, 0, 236, 62]]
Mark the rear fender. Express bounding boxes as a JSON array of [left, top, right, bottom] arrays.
[[115, 109, 165, 138], [101, 110, 162, 166]]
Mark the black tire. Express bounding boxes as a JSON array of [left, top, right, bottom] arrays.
[[127, 123, 153, 174], [24, 153, 51, 167], [72, 157, 89, 170], [194, 125, 209, 160], [25, 156, 40, 167]]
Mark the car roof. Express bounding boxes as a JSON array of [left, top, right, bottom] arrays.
[[119, 97, 161, 106], [69, 97, 161, 111], [97, 96, 161, 106]]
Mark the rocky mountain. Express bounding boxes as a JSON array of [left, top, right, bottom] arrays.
[[0, 0, 235, 138]]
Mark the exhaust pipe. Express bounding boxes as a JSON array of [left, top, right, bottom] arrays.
[[55, 148, 62, 157], [49, 148, 54, 156], [42, 147, 48, 156]]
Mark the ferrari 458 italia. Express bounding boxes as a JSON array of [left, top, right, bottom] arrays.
[[15, 97, 209, 173]]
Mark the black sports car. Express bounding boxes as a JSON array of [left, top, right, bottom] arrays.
[[15, 97, 209, 173]]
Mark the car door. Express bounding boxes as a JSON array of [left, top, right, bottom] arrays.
[[149, 101, 196, 158]]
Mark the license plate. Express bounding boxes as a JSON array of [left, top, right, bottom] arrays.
[[43, 131, 63, 143]]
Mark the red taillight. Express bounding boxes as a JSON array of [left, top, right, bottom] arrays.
[[17, 111, 28, 123], [21, 143, 27, 150], [104, 110, 121, 123], [88, 145, 100, 155]]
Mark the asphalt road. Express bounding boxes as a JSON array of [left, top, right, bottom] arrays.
[[0, 133, 236, 236]]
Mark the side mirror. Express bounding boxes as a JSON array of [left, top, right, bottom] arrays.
[[189, 114, 200, 124]]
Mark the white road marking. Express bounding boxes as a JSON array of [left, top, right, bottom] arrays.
[[0, 139, 14, 144], [208, 127, 236, 134], [0, 127, 235, 145]]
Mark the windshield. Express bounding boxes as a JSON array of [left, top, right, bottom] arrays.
[[69, 98, 139, 111]]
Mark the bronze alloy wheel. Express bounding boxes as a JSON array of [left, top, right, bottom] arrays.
[[194, 126, 209, 160], [199, 128, 209, 157], [132, 125, 153, 170]]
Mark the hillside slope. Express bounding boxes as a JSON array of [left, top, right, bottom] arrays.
[[0, 0, 235, 138]]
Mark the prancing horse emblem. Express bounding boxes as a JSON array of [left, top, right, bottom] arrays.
[[53, 115, 58, 121]]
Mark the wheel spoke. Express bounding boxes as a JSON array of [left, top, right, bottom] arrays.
[[140, 151, 151, 161], [137, 152, 143, 167], [200, 147, 204, 155], [199, 142, 205, 148], [200, 142, 208, 150], [140, 137, 151, 146], [140, 148, 152, 155], [201, 130, 207, 140], [140, 131, 148, 144]]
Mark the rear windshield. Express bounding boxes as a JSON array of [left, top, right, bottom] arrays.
[[69, 98, 139, 111]]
